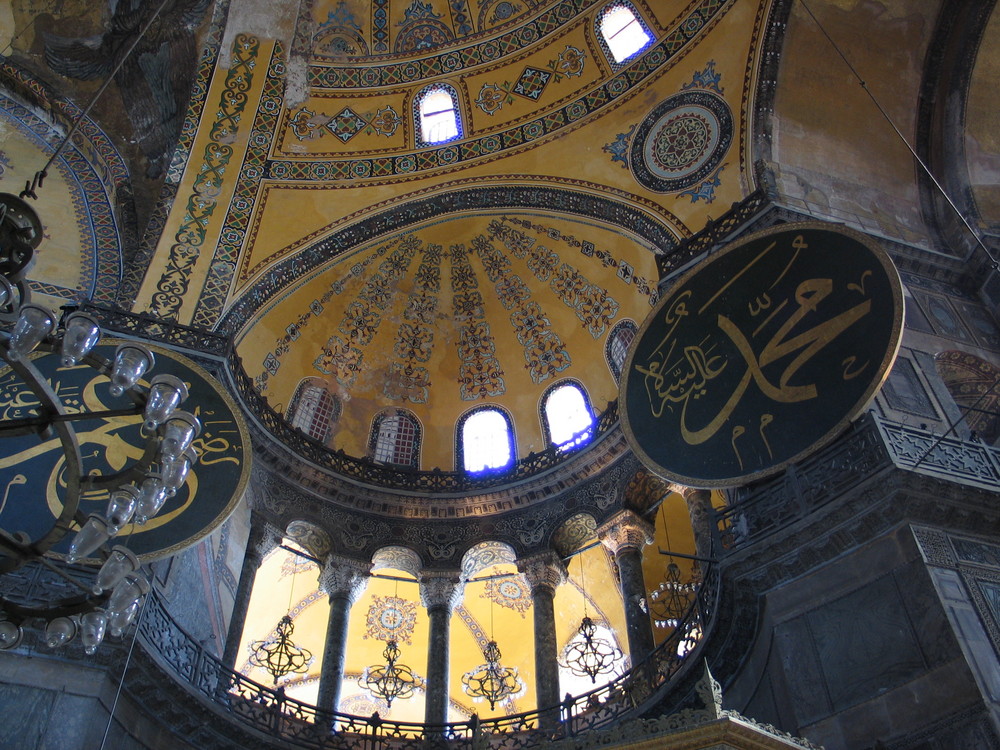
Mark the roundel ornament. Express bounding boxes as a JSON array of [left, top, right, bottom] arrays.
[[620, 222, 904, 488]]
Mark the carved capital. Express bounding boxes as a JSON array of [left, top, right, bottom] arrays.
[[419, 572, 464, 612], [596, 509, 654, 556], [246, 513, 281, 564], [318, 554, 370, 605], [516, 551, 566, 595]]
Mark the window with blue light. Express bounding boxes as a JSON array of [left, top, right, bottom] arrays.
[[459, 407, 514, 473], [543, 381, 595, 451], [416, 84, 461, 146], [598, 3, 652, 64]]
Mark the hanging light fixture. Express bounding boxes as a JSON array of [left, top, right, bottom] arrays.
[[249, 549, 312, 685], [462, 639, 521, 710], [462, 589, 521, 710], [359, 639, 417, 708], [648, 504, 700, 630], [560, 553, 622, 683]]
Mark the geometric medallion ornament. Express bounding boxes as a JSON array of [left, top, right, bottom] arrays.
[[629, 90, 732, 193], [620, 222, 904, 487]]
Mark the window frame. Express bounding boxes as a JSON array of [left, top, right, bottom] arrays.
[[368, 409, 422, 469], [540, 379, 596, 452], [605, 319, 638, 382], [455, 405, 516, 474], [287, 379, 341, 444], [595, 2, 653, 67], [414, 83, 463, 147]]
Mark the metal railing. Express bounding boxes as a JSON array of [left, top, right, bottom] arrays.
[[132, 561, 719, 748]]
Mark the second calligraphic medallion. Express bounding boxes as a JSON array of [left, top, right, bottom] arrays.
[[620, 222, 904, 487]]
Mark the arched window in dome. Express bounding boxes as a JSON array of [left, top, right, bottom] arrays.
[[369, 409, 422, 468], [457, 406, 515, 473], [415, 84, 461, 146], [542, 380, 595, 451], [605, 319, 637, 382], [288, 379, 340, 443], [597, 3, 652, 64]]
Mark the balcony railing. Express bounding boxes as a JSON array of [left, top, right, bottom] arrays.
[[717, 413, 1000, 552]]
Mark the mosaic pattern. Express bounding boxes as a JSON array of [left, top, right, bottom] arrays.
[[275, 0, 733, 182], [364, 594, 418, 644], [314, 0, 369, 56], [149, 34, 259, 320], [289, 105, 402, 141], [461, 541, 517, 578], [551, 512, 597, 557], [387, 241, 443, 402], [371, 545, 422, 575], [602, 124, 635, 169], [475, 45, 586, 116], [678, 164, 726, 203], [488, 219, 621, 336], [630, 89, 732, 193], [936, 350, 1000, 443], [451, 243, 505, 399], [395, 0, 455, 53], [483, 575, 532, 615], [682, 59, 724, 94], [0, 92, 121, 303], [471, 232, 570, 384], [223, 186, 673, 338], [191, 40, 279, 328]]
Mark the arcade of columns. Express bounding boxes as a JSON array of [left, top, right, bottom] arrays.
[[222, 485, 716, 723]]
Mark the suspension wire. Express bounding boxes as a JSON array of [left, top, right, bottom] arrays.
[[21, 0, 173, 200], [99, 578, 150, 750], [0, 13, 41, 59], [798, 0, 1000, 270]]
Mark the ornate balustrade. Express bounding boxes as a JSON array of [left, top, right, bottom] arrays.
[[716, 413, 1000, 552], [115, 555, 716, 749]]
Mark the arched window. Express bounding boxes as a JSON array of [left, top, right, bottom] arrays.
[[288, 379, 340, 443], [542, 381, 595, 451], [597, 3, 652, 64], [369, 410, 422, 468], [605, 319, 637, 381], [415, 84, 461, 146], [457, 407, 515, 473]]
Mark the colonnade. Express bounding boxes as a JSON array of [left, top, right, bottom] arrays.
[[224, 493, 715, 722]]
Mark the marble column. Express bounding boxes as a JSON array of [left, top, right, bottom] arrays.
[[517, 551, 566, 725], [222, 515, 280, 671], [419, 572, 464, 727], [597, 510, 655, 664], [316, 555, 370, 717], [681, 487, 716, 562]]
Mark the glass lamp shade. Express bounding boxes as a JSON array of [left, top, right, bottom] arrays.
[[133, 474, 167, 525], [60, 312, 101, 367], [105, 484, 140, 535], [108, 343, 154, 397], [159, 411, 201, 460], [106, 575, 148, 620], [79, 610, 107, 655], [143, 374, 188, 431], [93, 545, 139, 594], [6, 304, 55, 361], [0, 275, 15, 309], [66, 514, 111, 563], [45, 616, 78, 648], [160, 446, 198, 495], [108, 600, 139, 637], [0, 620, 23, 650]]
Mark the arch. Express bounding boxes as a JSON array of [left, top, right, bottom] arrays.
[[285, 520, 332, 561], [552, 513, 598, 558], [461, 540, 518, 579], [288, 378, 341, 443], [456, 405, 515, 473], [414, 83, 462, 146], [541, 379, 595, 451], [596, 2, 652, 66], [936, 349, 1000, 442], [371, 545, 423, 577], [605, 319, 637, 382], [369, 409, 422, 468]]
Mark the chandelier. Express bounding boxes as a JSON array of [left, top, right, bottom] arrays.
[[561, 616, 622, 683], [649, 561, 699, 630], [359, 639, 417, 707], [249, 614, 313, 685], [0, 195, 203, 653], [461, 640, 521, 710]]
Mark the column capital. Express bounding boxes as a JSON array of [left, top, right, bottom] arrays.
[[319, 554, 370, 605], [419, 572, 464, 612], [680, 486, 712, 503], [246, 515, 281, 563], [516, 551, 567, 595], [596, 509, 654, 557]]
